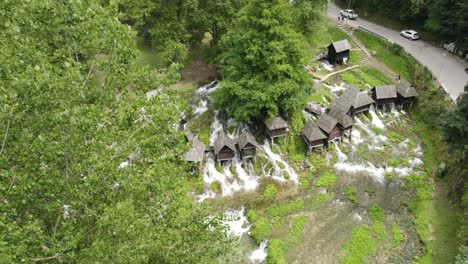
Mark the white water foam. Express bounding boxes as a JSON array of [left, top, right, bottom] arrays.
[[323, 82, 347, 93], [320, 61, 334, 72], [261, 140, 299, 184], [369, 105, 385, 129], [223, 207, 251, 237], [249, 240, 268, 263], [192, 100, 208, 116], [334, 142, 348, 162]]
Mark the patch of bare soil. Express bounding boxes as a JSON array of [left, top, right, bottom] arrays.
[[170, 57, 218, 90]]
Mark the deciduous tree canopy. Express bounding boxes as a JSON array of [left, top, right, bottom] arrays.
[[0, 0, 231, 262], [214, 0, 311, 123]]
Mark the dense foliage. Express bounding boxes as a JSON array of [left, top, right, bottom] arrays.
[[0, 1, 231, 262], [338, 0, 468, 48], [117, 0, 245, 65], [214, 0, 311, 122]]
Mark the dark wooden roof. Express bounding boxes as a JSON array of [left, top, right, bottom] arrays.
[[238, 131, 258, 149], [214, 133, 236, 155], [302, 120, 327, 142], [329, 85, 374, 113], [328, 39, 352, 53], [264, 116, 288, 130], [373, 85, 397, 99], [317, 113, 339, 134], [396, 79, 418, 97], [329, 107, 354, 129], [185, 137, 205, 162]]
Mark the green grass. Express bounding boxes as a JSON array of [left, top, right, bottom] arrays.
[[315, 170, 337, 189], [340, 66, 392, 90], [266, 199, 305, 218], [387, 132, 403, 142], [340, 206, 388, 263], [210, 181, 221, 194], [353, 30, 417, 81], [391, 223, 404, 248], [345, 187, 358, 204], [267, 239, 286, 264], [287, 134, 307, 163]]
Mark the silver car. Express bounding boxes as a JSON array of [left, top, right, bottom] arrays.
[[340, 9, 358, 19], [400, 30, 420, 40]]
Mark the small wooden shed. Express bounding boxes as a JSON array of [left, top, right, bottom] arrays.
[[327, 39, 352, 64], [396, 79, 418, 107], [214, 133, 237, 162], [371, 85, 397, 107], [302, 120, 327, 154], [317, 113, 342, 141], [238, 131, 259, 159], [329, 85, 374, 117], [185, 137, 206, 163], [264, 116, 288, 138]]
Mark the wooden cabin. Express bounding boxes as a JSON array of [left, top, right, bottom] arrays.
[[396, 79, 418, 107], [327, 39, 351, 64], [329, 107, 354, 136], [238, 131, 259, 159], [264, 116, 288, 138], [329, 85, 374, 117], [317, 113, 342, 141], [185, 137, 205, 163], [371, 85, 397, 107], [184, 129, 195, 142], [214, 133, 236, 162], [301, 121, 327, 154]]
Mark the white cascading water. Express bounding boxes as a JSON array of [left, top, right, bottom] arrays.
[[369, 104, 385, 129], [197, 113, 298, 202], [334, 141, 348, 162], [323, 82, 347, 93], [261, 140, 299, 184], [192, 100, 208, 117], [222, 207, 251, 237], [249, 240, 268, 263], [320, 61, 334, 72], [195, 80, 220, 97]]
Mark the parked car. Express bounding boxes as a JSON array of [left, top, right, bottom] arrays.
[[400, 30, 420, 40], [340, 9, 358, 19]]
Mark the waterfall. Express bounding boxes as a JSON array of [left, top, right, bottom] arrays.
[[222, 207, 251, 237], [249, 240, 268, 263], [369, 104, 385, 129]]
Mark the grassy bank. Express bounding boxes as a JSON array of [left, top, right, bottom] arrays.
[[354, 29, 461, 263]]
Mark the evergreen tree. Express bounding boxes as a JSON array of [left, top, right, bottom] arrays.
[[214, 0, 310, 122]]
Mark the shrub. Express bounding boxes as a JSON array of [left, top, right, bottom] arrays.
[[387, 132, 403, 142], [389, 43, 403, 55], [250, 219, 272, 244], [247, 210, 258, 223], [315, 170, 337, 189], [391, 223, 404, 248], [369, 204, 384, 222], [267, 239, 286, 264], [210, 181, 221, 194], [263, 184, 278, 198], [346, 187, 357, 204]]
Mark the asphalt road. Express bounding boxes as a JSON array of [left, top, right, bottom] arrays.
[[328, 1, 468, 101]]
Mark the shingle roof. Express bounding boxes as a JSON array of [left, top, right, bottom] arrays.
[[214, 133, 236, 155], [373, 85, 397, 99], [265, 116, 288, 130], [329, 107, 354, 129], [355, 92, 375, 108], [396, 79, 418, 98], [317, 113, 339, 134], [302, 121, 327, 142], [185, 137, 205, 162], [329, 85, 374, 112], [238, 131, 258, 149], [329, 39, 352, 53], [185, 130, 195, 142]]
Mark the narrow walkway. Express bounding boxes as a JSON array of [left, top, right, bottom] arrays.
[[320, 65, 360, 82]]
